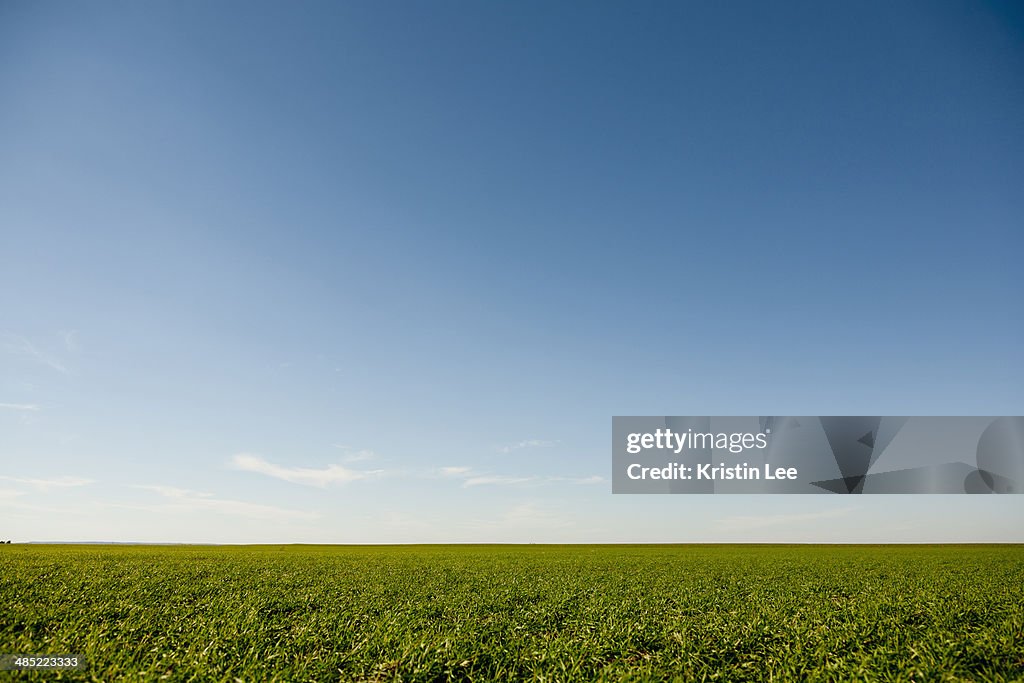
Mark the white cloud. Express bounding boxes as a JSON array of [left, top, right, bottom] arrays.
[[439, 466, 527, 486], [131, 485, 318, 521], [134, 485, 204, 499], [0, 403, 40, 411], [715, 507, 857, 532], [59, 330, 80, 353], [230, 453, 382, 487], [331, 447, 377, 463], [463, 475, 534, 488], [499, 439, 559, 454], [440, 467, 602, 488], [0, 491, 67, 515], [0, 476, 95, 491], [0, 333, 68, 373]]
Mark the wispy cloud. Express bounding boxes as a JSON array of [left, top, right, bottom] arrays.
[[0, 403, 40, 411], [440, 467, 603, 488], [130, 485, 317, 520], [134, 485, 198, 498], [331, 446, 377, 463], [230, 453, 383, 487], [439, 466, 529, 487], [463, 475, 535, 487], [58, 330, 80, 353], [715, 507, 857, 532], [0, 476, 94, 491], [562, 475, 605, 485], [0, 333, 69, 373], [499, 439, 559, 454], [0, 488, 67, 515]]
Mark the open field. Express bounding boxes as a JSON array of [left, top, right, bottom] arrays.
[[2, 544, 1022, 681]]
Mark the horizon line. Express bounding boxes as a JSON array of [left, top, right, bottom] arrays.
[[9, 541, 1024, 547]]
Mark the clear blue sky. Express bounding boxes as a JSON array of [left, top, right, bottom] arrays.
[[1, 1, 1022, 542]]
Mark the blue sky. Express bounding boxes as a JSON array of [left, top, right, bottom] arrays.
[[1, 1, 1022, 543]]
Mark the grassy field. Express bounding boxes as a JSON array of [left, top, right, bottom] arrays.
[[1, 544, 1022, 681]]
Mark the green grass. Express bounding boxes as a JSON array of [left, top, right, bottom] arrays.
[[1, 544, 1022, 681]]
